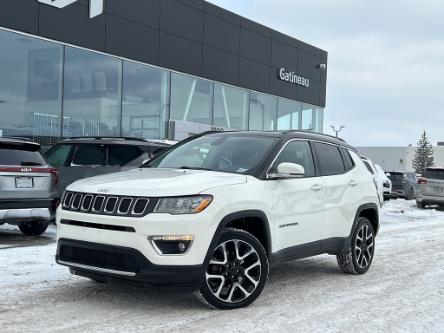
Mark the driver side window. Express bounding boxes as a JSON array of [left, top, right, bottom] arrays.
[[271, 140, 315, 177]]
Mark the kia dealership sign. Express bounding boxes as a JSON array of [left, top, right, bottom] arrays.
[[278, 68, 310, 88], [37, 0, 104, 18]]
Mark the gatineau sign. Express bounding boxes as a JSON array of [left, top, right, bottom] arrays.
[[37, 0, 104, 18], [278, 68, 310, 88]]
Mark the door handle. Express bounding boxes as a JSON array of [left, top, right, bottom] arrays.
[[311, 184, 323, 191], [348, 180, 358, 187]]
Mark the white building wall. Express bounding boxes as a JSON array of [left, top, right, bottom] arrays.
[[357, 146, 444, 173]]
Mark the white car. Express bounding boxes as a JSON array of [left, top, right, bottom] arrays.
[[374, 164, 392, 201], [56, 131, 380, 309], [360, 156, 390, 205]]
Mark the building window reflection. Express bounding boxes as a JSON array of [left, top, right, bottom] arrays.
[[62, 47, 121, 138], [213, 84, 248, 129], [170, 73, 212, 125], [249, 92, 277, 131], [0, 30, 63, 149], [277, 98, 302, 130], [121, 61, 169, 139]]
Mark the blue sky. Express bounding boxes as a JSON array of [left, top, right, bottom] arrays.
[[208, 0, 444, 146]]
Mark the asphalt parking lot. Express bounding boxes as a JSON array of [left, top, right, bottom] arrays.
[[0, 200, 443, 333]]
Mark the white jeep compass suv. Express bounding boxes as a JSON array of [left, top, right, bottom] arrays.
[[56, 131, 380, 309]]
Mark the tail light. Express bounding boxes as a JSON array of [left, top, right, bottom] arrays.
[[418, 177, 428, 185], [0, 166, 59, 185], [49, 168, 59, 185]]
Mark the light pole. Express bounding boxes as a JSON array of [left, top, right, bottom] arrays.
[[330, 125, 345, 138]]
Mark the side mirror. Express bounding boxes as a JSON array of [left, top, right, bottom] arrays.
[[269, 163, 305, 179]]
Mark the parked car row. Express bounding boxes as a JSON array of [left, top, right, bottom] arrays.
[[0, 136, 174, 235]]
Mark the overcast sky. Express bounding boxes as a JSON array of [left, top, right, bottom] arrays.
[[208, 0, 444, 146]]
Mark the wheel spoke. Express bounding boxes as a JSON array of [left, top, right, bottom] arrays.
[[209, 243, 228, 265]]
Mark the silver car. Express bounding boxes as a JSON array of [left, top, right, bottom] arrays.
[[417, 168, 444, 209], [0, 138, 59, 235]]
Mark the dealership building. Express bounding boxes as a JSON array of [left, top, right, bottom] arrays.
[[0, 0, 328, 148]]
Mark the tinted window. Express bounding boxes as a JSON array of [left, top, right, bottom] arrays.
[[149, 135, 277, 175], [387, 173, 403, 181], [107, 145, 144, 166], [72, 144, 106, 166], [271, 141, 315, 177], [45, 144, 73, 167], [314, 142, 345, 176], [340, 148, 354, 171], [423, 169, 444, 180], [0, 149, 46, 166]]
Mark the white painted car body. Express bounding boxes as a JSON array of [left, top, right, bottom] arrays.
[[56, 148, 379, 267]]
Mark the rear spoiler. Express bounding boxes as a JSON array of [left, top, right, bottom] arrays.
[[0, 140, 41, 152]]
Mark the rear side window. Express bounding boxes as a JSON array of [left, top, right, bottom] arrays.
[[340, 148, 355, 171], [362, 160, 375, 175], [107, 145, 144, 166], [72, 144, 106, 166], [423, 169, 444, 180], [45, 144, 74, 167], [0, 148, 46, 166], [313, 142, 345, 176], [271, 140, 315, 177]]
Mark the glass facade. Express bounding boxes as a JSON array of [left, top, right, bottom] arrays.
[[249, 92, 277, 131], [213, 83, 248, 130], [122, 61, 169, 139], [0, 29, 324, 149], [277, 98, 302, 131], [63, 47, 121, 138], [170, 73, 212, 125], [0, 29, 63, 148]]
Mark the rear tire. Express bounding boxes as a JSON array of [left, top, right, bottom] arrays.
[[416, 201, 425, 209], [405, 188, 414, 200], [337, 217, 375, 275], [196, 228, 269, 310], [18, 221, 49, 236]]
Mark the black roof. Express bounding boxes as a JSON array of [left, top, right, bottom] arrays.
[[200, 130, 356, 151], [0, 137, 41, 151]]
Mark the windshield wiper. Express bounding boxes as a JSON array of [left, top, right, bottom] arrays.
[[179, 166, 213, 171]]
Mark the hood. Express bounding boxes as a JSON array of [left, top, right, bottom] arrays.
[[67, 168, 247, 196]]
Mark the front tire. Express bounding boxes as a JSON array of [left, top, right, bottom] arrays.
[[337, 217, 375, 275], [196, 228, 269, 309], [18, 221, 49, 236]]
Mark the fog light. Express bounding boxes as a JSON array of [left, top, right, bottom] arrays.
[[148, 235, 194, 255]]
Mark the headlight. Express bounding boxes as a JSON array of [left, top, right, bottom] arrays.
[[154, 195, 213, 214]]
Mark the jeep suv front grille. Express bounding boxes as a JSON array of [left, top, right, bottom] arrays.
[[62, 191, 151, 217]]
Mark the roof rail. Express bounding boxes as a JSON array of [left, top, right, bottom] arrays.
[[282, 130, 346, 142], [65, 136, 150, 142]]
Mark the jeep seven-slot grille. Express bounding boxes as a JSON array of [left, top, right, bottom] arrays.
[[62, 191, 150, 217]]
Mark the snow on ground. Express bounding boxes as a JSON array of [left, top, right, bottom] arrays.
[[0, 200, 443, 333]]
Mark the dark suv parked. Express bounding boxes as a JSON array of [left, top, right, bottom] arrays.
[[386, 171, 419, 200], [45, 137, 173, 193], [0, 137, 59, 236]]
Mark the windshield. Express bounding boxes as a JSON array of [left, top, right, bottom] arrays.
[[146, 134, 278, 175]]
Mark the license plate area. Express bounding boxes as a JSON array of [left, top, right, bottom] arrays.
[[15, 177, 34, 188]]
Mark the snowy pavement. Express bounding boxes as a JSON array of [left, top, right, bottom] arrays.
[[0, 200, 443, 333]]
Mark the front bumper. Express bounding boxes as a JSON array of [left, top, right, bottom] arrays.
[[56, 239, 204, 289]]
